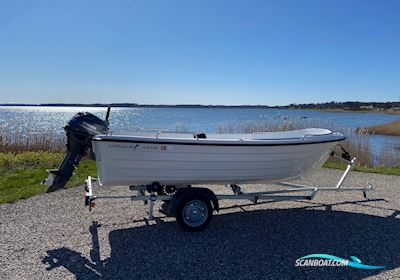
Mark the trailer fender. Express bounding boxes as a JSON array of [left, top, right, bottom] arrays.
[[169, 187, 219, 217]]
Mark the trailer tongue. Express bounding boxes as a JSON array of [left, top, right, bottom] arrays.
[[43, 110, 109, 192]]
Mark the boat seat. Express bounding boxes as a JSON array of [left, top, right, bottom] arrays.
[[194, 133, 207, 139]]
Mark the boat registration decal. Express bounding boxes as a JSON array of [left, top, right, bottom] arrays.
[[142, 144, 171, 151]]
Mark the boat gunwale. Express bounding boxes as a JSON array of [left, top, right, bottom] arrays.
[[92, 135, 345, 146]]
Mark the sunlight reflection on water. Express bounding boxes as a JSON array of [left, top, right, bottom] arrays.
[[0, 106, 399, 158]]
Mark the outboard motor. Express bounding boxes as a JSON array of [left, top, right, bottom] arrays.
[[43, 109, 110, 192]]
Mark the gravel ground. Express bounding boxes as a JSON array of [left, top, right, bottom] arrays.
[[1, 168, 399, 280]]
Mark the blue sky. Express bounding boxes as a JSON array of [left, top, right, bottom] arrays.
[[0, 0, 399, 105]]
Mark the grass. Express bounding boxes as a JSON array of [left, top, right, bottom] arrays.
[[0, 152, 97, 204], [362, 120, 400, 136], [323, 161, 400, 176], [0, 151, 64, 171]]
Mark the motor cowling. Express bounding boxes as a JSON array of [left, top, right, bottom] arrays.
[[43, 112, 109, 192]]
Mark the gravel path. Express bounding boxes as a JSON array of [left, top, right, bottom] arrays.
[[1, 168, 399, 280]]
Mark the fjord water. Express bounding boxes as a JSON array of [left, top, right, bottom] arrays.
[[0, 106, 399, 157]]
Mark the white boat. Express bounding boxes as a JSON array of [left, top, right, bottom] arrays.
[[92, 128, 345, 187], [45, 110, 374, 231]]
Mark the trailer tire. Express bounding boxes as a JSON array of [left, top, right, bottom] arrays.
[[176, 195, 213, 232]]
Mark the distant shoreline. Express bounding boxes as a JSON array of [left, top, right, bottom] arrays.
[[1, 102, 400, 114], [0, 103, 272, 109], [317, 108, 400, 115]]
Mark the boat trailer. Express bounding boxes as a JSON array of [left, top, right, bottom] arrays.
[[84, 152, 372, 232]]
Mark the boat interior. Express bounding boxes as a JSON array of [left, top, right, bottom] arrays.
[[95, 128, 343, 144]]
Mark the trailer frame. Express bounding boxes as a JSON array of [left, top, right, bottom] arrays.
[[84, 155, 372, 231]]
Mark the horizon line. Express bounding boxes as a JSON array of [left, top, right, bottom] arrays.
[[0, 100, 399, 108]]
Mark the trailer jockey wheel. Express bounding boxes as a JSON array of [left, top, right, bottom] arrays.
[[176, 195, 213, 232]]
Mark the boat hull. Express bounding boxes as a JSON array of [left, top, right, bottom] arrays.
[[92, 139, 339, 187]]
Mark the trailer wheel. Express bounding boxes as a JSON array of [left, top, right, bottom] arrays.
[[176, 195, 213, 232]]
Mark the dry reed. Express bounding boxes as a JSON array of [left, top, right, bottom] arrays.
[[0, 126, 64, 153], [362, 120, 400, 136], [0, 117, 397, 168]]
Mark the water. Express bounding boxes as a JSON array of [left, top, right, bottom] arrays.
[[1, 106, 399, 158]]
